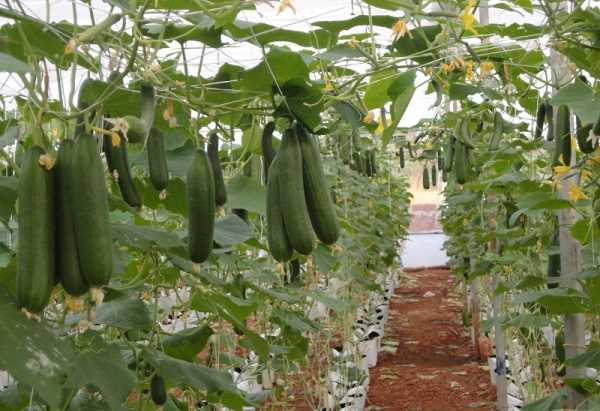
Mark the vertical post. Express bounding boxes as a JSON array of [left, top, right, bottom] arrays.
[[549, 2, 586, 408]]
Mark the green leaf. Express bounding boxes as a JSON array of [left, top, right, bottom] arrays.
[[163, 326, 214, 362], [550, 78, 600, 125], [363, 69, 399, 109], [141, 21, 223, 48], [566, 347, 600, 369], [363, 0, 416, 11], [226, 175, 266, 215], [382, 82, 416, 146], [0, 52, 30, 73], [522, 388, 568, 411], [65, 331, 135, 411], [112, 223, 184, 251], [226, 20, 332, 48], [243, 47, 309, 93], [0, 301, 74, 409], [310, 289, 353, 313], [0, 176, 17, 226], [96, 297, 153, 330], [277, 78, 324, 132], [214, 214, 253, 245], [314, 15, 397, 37], [390, 25, 442, 64]]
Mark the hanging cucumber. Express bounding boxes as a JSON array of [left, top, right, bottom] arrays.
[[454, 141, 469, 184], [458, 116, 476, 148], [103, 131, 142, 208], [56, 141, 88, 296], [297, 125, 340, 245], [547, 222, 561, 290], [534, 101, 546, 140], [207, 131, 227, 206], [489, 111, 503, 150], [552, 105, 571, 166], [150, 375, 167, 406], [261, 121, 277, 183], [147, 128, 169, 191], [122, 115, 146, 144], [437, 149, 443, 170], [545, 101, 554, 141], [444, 136, 455, 172], [366, 149, 377, 176], [73, 14, 122, 45], [70, 134, 113, 287], [431, 165, 437, 187], [139, 81, 156, 139], [17, 147, 55, 312], [442, 166, 448, 182], [278, 128, 315, 255], [422, 165, 430, 189], [187, 148, 215, 263], [576, 117, 595, 154], [266, 157, 293, 262], [399, 146, 405, 169]]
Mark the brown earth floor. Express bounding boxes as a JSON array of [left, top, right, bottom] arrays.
[[366, 267, 496, 411]]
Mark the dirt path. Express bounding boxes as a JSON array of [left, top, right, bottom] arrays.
[[367, 267, 496, 411]]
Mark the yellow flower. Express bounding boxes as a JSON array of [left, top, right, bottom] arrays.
[[460, 11, 477, 34], [277, 0, 296, 15], [465, 62, 475, 80], [454, 57, 465, 69], [111, 132, 121, 147], [441, 62, 454, 74], [349, 36, 359, 49], [38, 154, 55, 170], [479, 61, 494, 78], [162, 99, 178, 128], [375, 116, 385, 135], [568, 182, 588, 202], [363, 111, 375, 124], [553, 163, 570, 178], [391, 19, 412, 41]]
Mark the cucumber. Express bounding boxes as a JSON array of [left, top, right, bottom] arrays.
[[458, 116, 475, 148], [261, 121, 277, 183], [103, 131, 142, 208], [69, 134, 113, 287], [297, 125, 340, 245], [454, 141, 469, 184], [56, 141, 88, 296], [207, 131, 227, 206], [17, 146, 55, 312], [278, 128, 315, 255], [442, 166, 448, 182], [366, 149, 377, 176], [444, 136, 455, 172], [489, 111, 503, 149], [577, 117, 595, 154], [150, 375, 167, 406], [552, 105, 571, 166], [147, 128, 169, 191], [437, 150, 442, 170], [76, 14, 122, 44], [422, 166, 430, 189], [431, 165, 437, 187], [534, 101, 546, 140], [399, 146, 405, 169], [139, 81, 156, 141], [266, 157, 293, 262], [547, 223, 560, 289], [545, 102, 554, 141], [187, 149, 215, 263]]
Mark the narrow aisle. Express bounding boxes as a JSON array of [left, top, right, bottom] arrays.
[[367, 268, 495, 411]]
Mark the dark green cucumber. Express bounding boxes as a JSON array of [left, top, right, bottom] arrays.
[[56, 141, 88, 296], [261, 121, 277, 183], [366, 149, 377, 176], [454, 141, 469, 184], [431, 165, 437, 187], [442, 166, 447, 182], [278, 128, 315, 255], [399, 147, 405, 169], [187, 149, 215, 263], [437, 150, 443, 171], [545, 102, 554, 141], [147, 128, 169, 191], [17, 146, 55, 312], [458, 116, 475, 148], [444, 136, 455, 172], [547, 223, 560, 289], [577, 117, 595, 154], [103, 131, 141, 208], [297, 125, 340, 245], [489, 111, 503, 149], [69, 134, 113, 287], [207, 131, 227, 206], [139, 81, 156, 141], [150, 375, 167, 406], [552, 105, 571, 166], [266, 157, 293, 262], [422, 166, 430, 189], [534, 102, 546, 140]]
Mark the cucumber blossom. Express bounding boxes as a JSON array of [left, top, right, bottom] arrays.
[[17, 147, 55, 312]]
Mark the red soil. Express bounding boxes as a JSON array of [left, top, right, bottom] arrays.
[[366, 267, 496, 411]]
